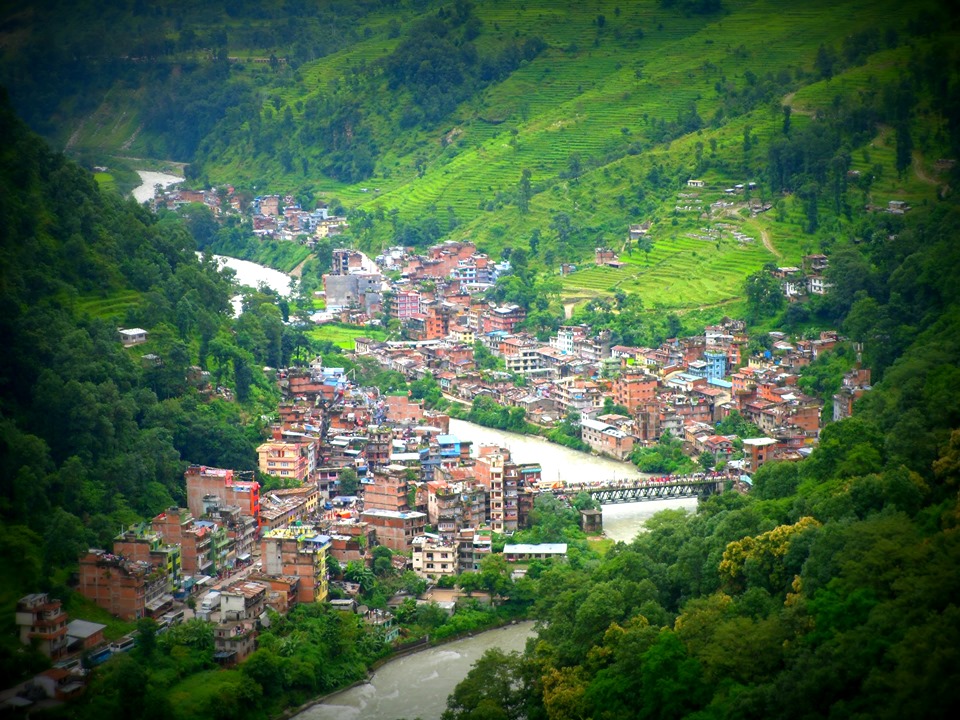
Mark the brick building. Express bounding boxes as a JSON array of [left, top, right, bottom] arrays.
[[185, 465, 261, 528], [78, 549, 172, 621], [360, 508, 426, 552], [364, 464, 412, 512], [612, 371, 658, 413]]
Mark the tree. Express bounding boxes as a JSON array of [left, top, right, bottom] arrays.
[[744, 264, 785, 322], [517, 168, 532, 213], [637, 235, 654, 264], [443, 648, 529, 720], [135, 618, 159, 658], [339, 467, 359, 495], [478, 554, 513, 603]]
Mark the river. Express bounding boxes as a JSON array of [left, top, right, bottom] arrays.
[[131, 170, 182, 203], [448, 418, 697, 543], [194, 253, 293, 317], [297, 622, 535, 720]]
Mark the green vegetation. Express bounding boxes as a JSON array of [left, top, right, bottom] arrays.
[[3, 0, 952, 317], [306, 323, 386, 350], [441, 155, 960, 720]]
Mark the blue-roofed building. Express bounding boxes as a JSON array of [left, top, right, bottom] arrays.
[[437, 434, 461, 460]]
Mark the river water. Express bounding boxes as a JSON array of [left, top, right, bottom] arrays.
[[448, 418, 697, 543], [297, 622, 535, 720], [131, 170, 182, 203]]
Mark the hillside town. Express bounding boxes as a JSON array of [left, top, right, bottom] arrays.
[[11, 244, 872, 701], [7, 188, 878, 706]]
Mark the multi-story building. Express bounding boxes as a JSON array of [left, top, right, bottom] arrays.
[[248, 574, 300, 615], [359, 508, 426, 552], [455, 528, 492, 572], [331, 248, 366, 275], [555, 377, 603, 415], [411, 535, 459, 580], [503, 340, 548, 376], [256, 437, 313, 484], [483, 304, 526, 334], [214, 621, 257, 667], [15, 594, 68, 660], [551, 325, 588, 355], [261, 527, 331, 604], [113, 524, 182, 590], [612, 371, 658, 413], [833, 366, 872, 422], [392, 290, 422, 320], [475, 447, 519, 533], [323, 272, 383, 313], [259, 485, 320, 531], [703, 349, 728, 380], [185, 466, 261, 528], [580, 418, 635, 461], [220, 581, 267, 622], [364, 464, 412, 512], [78, 549, 172, 621]]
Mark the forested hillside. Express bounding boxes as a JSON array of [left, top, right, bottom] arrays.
[[4, 0, 958, 300], [443, 204, 960, 718], [0, 91, 307, 677]]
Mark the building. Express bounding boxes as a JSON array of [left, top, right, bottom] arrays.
[[411, 535, 459, 580], [364, 463, 413, 512], [77, 549, 171, 621], [113, 524, 182, 589], [214, 621, 257, 667], [220, 581, 267, 622], [118, 328, 148, 347], [580, 417, 635, 461], [612, 371, 658, 413], [152, 507, 216, 577], [503, 543, 568, 562], [392, 290, 422, 320], [742, 437, 779, 472], [702, 349, 728, 380], [65, 619, 107, 652], [15, 594, 68, 660], [331, 248, 366, 275], [261, 527, 331, 604], [475, 448, 520, 533], [482, 304, 526, 334], [185, 465, 261, 528], [323, 273, 383, 313], [259, 485, 320, 531], [360, 508, 426, 552], [256, 438, 312, 483]]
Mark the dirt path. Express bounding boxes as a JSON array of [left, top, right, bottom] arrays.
[[912, 151, 938, 186], [761, 227, 781, 258], [289, 258, 309, 279], [782, 91, 815, 117]]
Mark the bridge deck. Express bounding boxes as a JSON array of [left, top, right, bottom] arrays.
[[553, 476, 727, 505]]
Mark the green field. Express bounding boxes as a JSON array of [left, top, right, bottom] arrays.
[[74, 290, 142, 320], [307, 324, 387, 350]]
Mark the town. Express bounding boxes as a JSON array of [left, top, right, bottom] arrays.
[[11, 216, 873, 705]]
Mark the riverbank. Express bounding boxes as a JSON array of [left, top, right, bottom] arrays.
[[206, 232, 313, 274], [286, 619, 535, 720]]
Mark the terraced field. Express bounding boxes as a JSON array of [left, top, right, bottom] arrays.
[[74, 291, 142, 320]]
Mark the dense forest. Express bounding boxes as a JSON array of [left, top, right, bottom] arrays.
[[442, 205, 960, 719], [0, 89, 319, 677]]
